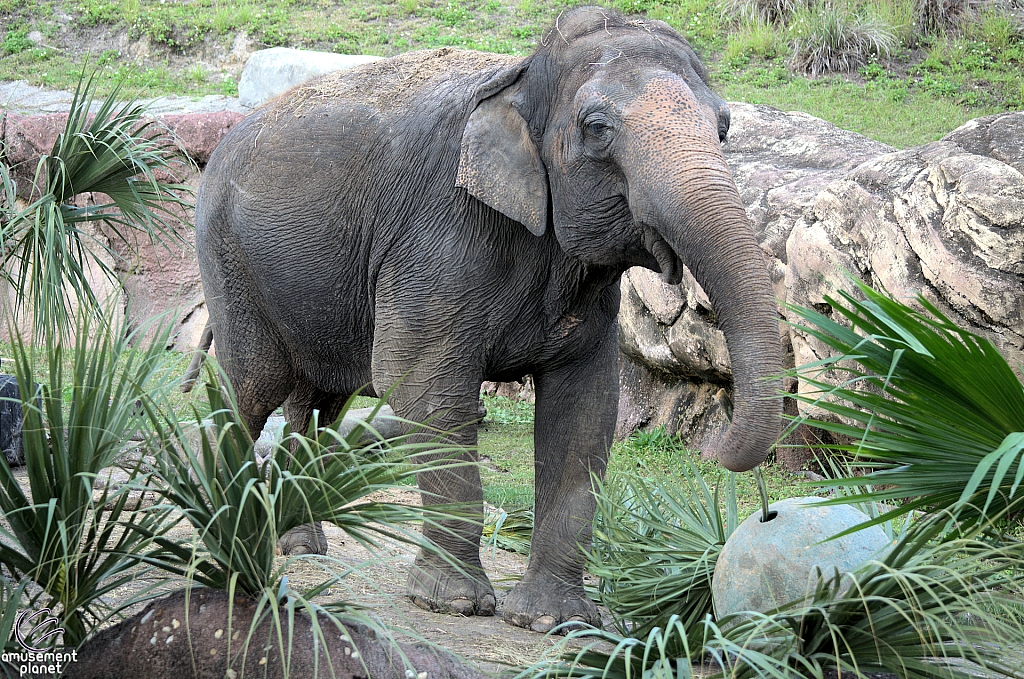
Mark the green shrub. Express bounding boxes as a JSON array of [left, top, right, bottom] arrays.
[[719, 0, 798, 24], [788, 3, 899, 75], [1, 26, 31, 55]]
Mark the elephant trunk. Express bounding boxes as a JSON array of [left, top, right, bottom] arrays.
[[621, 85, 782, 472]]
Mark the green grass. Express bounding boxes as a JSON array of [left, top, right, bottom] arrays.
[[1, 0, 1021, 146], [479, 396, 811, 518], [715, 62, 1001, 147]]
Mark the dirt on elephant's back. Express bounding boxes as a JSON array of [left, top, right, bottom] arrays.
[[273, 47, 519, 119]]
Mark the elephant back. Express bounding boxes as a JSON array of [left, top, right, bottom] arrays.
[[264, 48, 519, 121]]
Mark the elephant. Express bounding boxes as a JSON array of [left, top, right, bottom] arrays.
[[191, 5, 782, 632]]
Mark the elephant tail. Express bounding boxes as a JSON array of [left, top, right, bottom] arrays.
[[180, 319, 214, 393]]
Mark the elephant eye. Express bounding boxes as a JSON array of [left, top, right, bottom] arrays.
[[586, 121, 609, 137]]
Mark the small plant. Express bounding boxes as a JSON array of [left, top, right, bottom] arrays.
[[0, 71, 191, 342], [1, 26, 32, 55], [789, 3, 899, 75], [723, 17, 788, 61], [918, 0, 975, 33], [589, 466, 738, 641]]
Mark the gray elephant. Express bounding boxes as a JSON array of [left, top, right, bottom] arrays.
[[192, 6, 782, 632]]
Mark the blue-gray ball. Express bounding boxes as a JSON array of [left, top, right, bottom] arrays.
[[712, 497, 892, 621]]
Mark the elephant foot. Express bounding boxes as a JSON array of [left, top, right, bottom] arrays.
[[407, 556, 496, 616], [502, 573, 600, 634], [277, 521, 328, 556]]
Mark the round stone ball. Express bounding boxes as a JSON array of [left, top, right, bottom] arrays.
[[712, 496, 892, 619]]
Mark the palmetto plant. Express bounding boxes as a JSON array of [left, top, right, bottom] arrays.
[[0, 71, 190, 341], [589, 466, 738, 641], [535, 516, 1024, 679], [0, 309, 180, 647], [138, 370, 467, 601], [786, 280, 1024, 535], [64, 366, 484, 678], [524, 282, 1024, 679]]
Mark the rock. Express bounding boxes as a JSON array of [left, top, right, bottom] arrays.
[[0, 374, 26, 467], [785, 132, 1024, 418], [159, 111, 245, 165], [238, 48, 382, 108], [712, 497, 891, 620], [941, 111, 1024, 175]]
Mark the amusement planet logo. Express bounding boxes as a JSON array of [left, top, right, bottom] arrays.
[[2, 609, 78, 676]]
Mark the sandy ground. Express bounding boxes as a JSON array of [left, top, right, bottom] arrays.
[[8, 470, 581, 676]]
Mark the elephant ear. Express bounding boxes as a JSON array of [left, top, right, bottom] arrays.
[[457, 69, 549, 236]]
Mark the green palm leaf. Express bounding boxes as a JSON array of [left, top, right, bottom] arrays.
[[785, 279, 1024, 534], [0, 308, 181, 648], [0, 69, 191, 341]]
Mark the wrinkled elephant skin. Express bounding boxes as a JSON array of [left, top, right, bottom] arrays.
[[196, 6, 782, 632]]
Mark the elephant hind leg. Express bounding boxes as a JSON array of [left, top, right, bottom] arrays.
[[282, 380, 349, 437], [277, 380, 349, 557]]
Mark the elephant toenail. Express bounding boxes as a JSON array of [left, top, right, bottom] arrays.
[[530, 615, 558, 633], [449, 598, 475, 616], [410, 596, 433, 612], [478, 594, 496, 616]]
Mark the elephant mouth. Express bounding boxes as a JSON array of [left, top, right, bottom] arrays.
[[643, 227, 685, 285]]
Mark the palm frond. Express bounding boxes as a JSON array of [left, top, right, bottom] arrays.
[[589, 464, 739, 641], [140, 364, 474, 599], [785, 279, 1024, 535], [483, 505, 533, 556], [0, 69, 192, 341], [0, 307, 181, 647]]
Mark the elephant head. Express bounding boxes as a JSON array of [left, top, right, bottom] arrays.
[[457, 6, 781, 472]]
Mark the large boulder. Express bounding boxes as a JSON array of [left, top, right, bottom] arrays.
[[785, 117, 1024, 414]]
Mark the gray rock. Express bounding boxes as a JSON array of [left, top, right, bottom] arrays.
[[0, 80, 250, 116], [237, 48, 381, 109], [785, 135, 1024, 421]]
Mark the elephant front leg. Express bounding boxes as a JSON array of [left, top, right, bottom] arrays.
[[406, 452, 496, 616], [377, 362, 495, 616], [502, 334, 617, 633]]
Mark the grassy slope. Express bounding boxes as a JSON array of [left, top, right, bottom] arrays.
[[0, 0, 1021, 146]]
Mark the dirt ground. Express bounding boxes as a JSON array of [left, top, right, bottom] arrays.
[[9, 470, 582, 677], [285, 487, 574, 676]]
